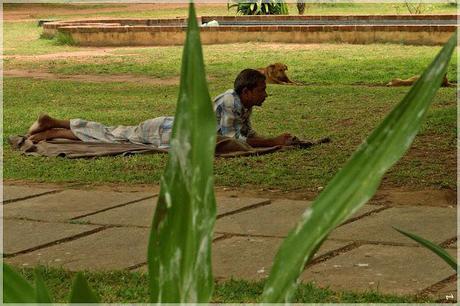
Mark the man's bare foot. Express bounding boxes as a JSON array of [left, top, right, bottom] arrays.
[[27, 130, 50, 143], [28, 114, 53, 135], [27, 128, 79, 143]]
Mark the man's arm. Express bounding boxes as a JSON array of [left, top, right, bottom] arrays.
[[246, 133, 293, 147]]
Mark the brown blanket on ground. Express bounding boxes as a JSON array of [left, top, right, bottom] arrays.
[[8, 135, 330, 159], [8, 135, 285, 158]]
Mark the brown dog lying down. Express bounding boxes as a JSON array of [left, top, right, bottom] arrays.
[[386, 74, 456, 87], [257, 63, 297, 85]]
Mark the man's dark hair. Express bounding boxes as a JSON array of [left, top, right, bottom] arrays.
[[234, 69, 266, 95]]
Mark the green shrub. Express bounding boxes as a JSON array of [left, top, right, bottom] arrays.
[[228, 0, 289, 15], [53, 31, 75, 46]]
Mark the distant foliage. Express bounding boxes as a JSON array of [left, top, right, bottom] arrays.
[[404, 0, 433, 15], [53, 31, 75, 45], [296, 1, 306, 15], [228, 0, 289, 15]]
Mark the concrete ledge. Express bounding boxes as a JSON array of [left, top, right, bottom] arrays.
[[43, 15, 458, 46], [202, 14, 458, 22], [61, 28, 454, 47]]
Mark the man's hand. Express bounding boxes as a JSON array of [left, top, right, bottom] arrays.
[[246, 133, 294, 147], [273, 133, 294, 146]]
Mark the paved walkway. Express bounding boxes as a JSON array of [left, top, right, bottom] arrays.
[[3, 183, 457, 302]]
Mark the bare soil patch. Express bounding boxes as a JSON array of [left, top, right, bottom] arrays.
[[4, 180, 456, 207], [214, 185, 457, 207], [4, 69, 181, 86], [378, 188, 456, 207], [249, 43, 338, 52], [3, 3, 221, 21], [337, 118, 355, 127], [204, 42, 339, 54], [3, 49, 141, 61]]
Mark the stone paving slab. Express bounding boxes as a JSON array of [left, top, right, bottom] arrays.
[[3, 219, 100, 255], [3, 190, 154, 221], [215, 199, 382, 237], [4, 183, 457, 300], [300, 244, 457, 295], [78, 197, 157, 227], [3, 185, 59, 203], [216, 196, 270, 216], [329, 206, 456, 244], [6, 230, 224, 272], [5, 227, 150, 271], [212, 236, 352, 281], [78, 196, 269, 227]]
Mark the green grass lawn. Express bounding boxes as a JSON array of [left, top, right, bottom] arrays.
[[3, 5, 457, 192], [4, 77, 456, 191], [3, 22, 80, 56], [13, 267, 433, 303], [4, 24, 458, 83]]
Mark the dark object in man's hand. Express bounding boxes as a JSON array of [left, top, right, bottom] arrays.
[[290, 136, 331, 148]]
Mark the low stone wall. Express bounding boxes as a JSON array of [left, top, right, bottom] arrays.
[[201, 14, 457, 23], [42, 18, 188, 37], [44, 15, 458, 46]]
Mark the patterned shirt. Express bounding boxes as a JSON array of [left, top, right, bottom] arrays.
[[213, 89, 257, 141]]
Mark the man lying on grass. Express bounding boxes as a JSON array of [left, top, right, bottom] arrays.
[[26, 69, 295, 148]]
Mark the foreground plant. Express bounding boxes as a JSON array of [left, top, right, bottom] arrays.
[[3, 3, 215, 304], [261, 32, 457, 302], [3, 265, 99, 303], [147, 3, 217, 304], [394, 227, 457, 271]]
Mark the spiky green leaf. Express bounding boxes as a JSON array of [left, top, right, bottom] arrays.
[[280, 1, 289, 14], [394, 227, 457, 271], [262, 32, 457, 302], [3, 263, 35, 303], [34, 269, 53, 303], [69, 272, 100, 303], [147, 3, 216, 303]]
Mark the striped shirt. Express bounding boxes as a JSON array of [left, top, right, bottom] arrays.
[[213, 89, 256, 141]]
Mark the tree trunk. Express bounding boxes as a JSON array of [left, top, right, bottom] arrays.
[[297, 1, 306, 15]]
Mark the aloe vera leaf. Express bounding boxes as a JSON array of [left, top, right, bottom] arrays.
[[69, 272, 100, 303], [3, 263, 35, 303], [147, 3, 216, 303], [394, 227, 457, 271], [262, 32, 457, 302]]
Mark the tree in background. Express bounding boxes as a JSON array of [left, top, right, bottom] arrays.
[[296, 0, 306, 15]]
